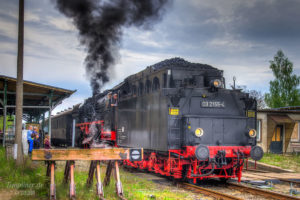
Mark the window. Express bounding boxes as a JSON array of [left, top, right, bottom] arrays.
[[138, 82, 144, 96], [121, 82, 130, 96], [146, 80, 151, 94], [153, 77, 160, 91], [163, 73, 167, 88], [256, 120, 262, 142], [132, 85, 137, 96], [291, 122, 300, 142], [52, 120, 56, 129]]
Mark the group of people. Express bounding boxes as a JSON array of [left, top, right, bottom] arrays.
[[105, 92, 118, 108], [27, 125, 51, 155]]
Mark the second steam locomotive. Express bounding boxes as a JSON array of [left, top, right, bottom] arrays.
[[50, 58, 263, 182]]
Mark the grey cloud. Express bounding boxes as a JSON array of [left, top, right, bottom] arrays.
[[0, 34, 16, 44], [233, 0, 300, 40], [0, 0, 299, 101]]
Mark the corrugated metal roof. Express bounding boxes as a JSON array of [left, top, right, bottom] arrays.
[[0, 75, 75, 94], [258, 109, 300, 114], [0, 74, 76, 120]]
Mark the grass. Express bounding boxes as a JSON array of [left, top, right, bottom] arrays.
[[0, 148, 48, 199], [0, 148, 196, 200], [49, 164, 194, 200], [259, 153, 300, 172]]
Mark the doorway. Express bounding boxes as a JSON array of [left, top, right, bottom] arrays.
[[270, 125, 284, 154]]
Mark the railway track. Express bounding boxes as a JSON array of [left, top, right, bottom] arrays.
[[123, 166, 300, 199], [227, 182, 299, 200], [244, 169, 300, 186], [179, 182, 300, 200], [179, 182, 243, 200]]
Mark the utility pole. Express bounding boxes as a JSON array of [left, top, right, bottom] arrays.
[[15, 0, 24, 165]]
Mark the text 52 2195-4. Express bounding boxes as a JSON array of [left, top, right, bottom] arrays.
[[201, 101, 225, 108]]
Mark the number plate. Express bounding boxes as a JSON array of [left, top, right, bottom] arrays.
[[201, 101, 225, 108]]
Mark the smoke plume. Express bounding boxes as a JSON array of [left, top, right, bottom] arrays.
[[52, 0, 169, 94]]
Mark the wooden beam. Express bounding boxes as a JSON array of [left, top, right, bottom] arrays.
[[103, 161, 113, 186], [86, 161, 96, 186], [63, 161, 71, 183], [50, 162, 56, 200], [0, 91, 61, 97], [32, 148, 143, 161], [114, 161, 124, 199], [6, 105, 50, 109], [95, 161, 104, 199], [69, 161, 75, 199]]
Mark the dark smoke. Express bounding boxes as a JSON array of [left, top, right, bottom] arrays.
[[52, 0, 169, 94]]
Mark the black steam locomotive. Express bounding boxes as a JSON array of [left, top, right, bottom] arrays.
[[51, 58, 263, 182]]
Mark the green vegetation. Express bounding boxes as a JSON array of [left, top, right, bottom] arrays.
[[53, 165, 192, 200], [259, 153, 300, 172], [0, 148, 48, 199], [265, 50, 300, 108], [0, 115, 15, 131], [0, 148, 195, 199]]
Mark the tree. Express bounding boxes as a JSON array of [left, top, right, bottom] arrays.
[[15, 0, 24, 165], [237, 85, 266, 109], [249, 90, 267, 109], [265, 50, 300, 108]]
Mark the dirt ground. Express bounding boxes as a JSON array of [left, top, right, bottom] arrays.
[[0, 189, 18, 200]]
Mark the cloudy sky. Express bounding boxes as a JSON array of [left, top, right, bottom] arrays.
[[0, 0, 300, 114]]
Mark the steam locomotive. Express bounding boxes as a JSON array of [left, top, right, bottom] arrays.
[[51, 58, 263, 182]]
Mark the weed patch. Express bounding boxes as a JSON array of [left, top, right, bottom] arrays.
[[259, 153, 300, 172]]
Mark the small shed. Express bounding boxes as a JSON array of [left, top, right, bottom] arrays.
[[0, 75, 76, 145], [257, 107, 300, 154]]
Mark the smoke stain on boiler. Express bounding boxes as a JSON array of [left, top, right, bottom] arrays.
[[52, 0, 170, 94]]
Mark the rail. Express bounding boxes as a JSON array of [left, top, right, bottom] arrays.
[[244, 168, 300, 186], [227, 182, 300, 200], [179, 182, 243, 200]]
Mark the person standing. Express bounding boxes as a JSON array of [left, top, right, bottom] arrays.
[[33, 133, 40, 149], [105, 92, 112, 109], [26, 126, 33, 153], [111, 93, 118, 107], [44, 134, 51, 149], [33, 126, 38, 135], [28, 133, 34, 155], [33, 126, 40, 147], [110, 93, 118, 131]]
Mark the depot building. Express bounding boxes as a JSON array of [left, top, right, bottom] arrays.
[[256, 107, 300, 154]]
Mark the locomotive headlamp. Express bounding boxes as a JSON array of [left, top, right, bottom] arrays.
[[248, 129, 257, 138], [195, 128, 204, 137], [213, 79, 222, 88]]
